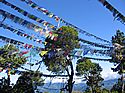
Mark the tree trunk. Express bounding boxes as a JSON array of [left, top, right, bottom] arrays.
[[7, 67, 11, 93], [90, 87, 92, 93], [121, 64, 124, 93], [122, 73, 124, 93], [7, 67, 10, 87], [67, 61, 74, 93], [91, 85, 95, 93]]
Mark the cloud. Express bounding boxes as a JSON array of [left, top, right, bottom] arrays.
[[101, 69, 120, 80]]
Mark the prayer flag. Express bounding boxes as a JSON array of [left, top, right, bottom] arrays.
[[40, 51, 48, 56]]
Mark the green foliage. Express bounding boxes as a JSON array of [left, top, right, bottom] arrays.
[[42, 26, 80, 93], [0, 44, 28, 93], [112, 30, 125, 45], [84, 87, 91, 93], [76, 58, 104, 93], [76, 58, 94, 75], [43, 92, 49, 93], [111, 30, 125, 61], [102, 88, 110, 93], [111, 30, 125, 93], [0, 77, 12, 93], [42, 26, 79, 73], [0, 44, 27, 69], [111, 91, 118, 93], [12, 73, 34, 93], [30, 71, 44, 86], [110, 78, 125, 93], [111, 30, 125, 74], [0, 71, 44, 93], [45, 26, 79, 50]]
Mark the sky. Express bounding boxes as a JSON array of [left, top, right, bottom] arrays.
[[0, 0, 125, 84]]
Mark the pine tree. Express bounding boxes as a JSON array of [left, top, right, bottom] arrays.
[[76, 58, 104, 93], [0, 44, 27, 92], [0, 44, 26, 69], [111, 78, 125, 93], [12, 73, 34, 93], [41, 26, 80, 93], [111, 30, 125, 93]]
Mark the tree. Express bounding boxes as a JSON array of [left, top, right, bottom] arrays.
[[0, 77, 12, 93], [12, 72, 34, 93], [41, 26, 80, 93], [84, 87, 91, 93], [76, 58, 104, 93], [111, 30, 125, 93], [102, 88, 110, 93], [111, 78, 125, 93], [0, 44, 27, 69], [11, 70, 45, 93], [0, 44, 27, 92], [30, 71, 45, 92]]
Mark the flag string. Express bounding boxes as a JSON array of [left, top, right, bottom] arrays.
[[18, 0, 110, 43], [98, 0, 125, 25]]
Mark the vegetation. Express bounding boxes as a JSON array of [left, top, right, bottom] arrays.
[[12, 71, 44, 93], [111, 78, 125, 93], [76, 58, 104, 93], [111, 30, 125, 93], [0, 44, 44, 93], [0, 30, 125, 93], [12, 73, 34, 93], [0, 44, 27, 92], [42, 26, 80, 93], [0, 44, 27, 69]]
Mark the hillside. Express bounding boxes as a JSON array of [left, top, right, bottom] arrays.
[[37, 79, 118, 93]]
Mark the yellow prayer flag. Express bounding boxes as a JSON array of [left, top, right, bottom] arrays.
[[123, 70, 125, 73], [40, 51, 48, 56], [50, 25, 54, 28], [44, 42, 47, 45]]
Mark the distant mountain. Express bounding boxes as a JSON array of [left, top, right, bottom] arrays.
[[37, 79, 118, 93], [103, 79, 118, 90]]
